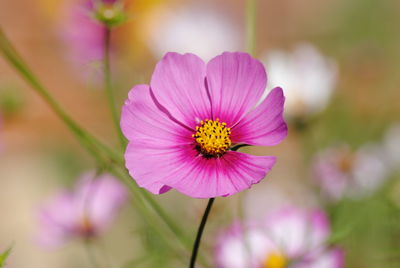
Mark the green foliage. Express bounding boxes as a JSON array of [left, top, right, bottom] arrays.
[[0, 86, 24, 119], [0, 246, 12, 268]]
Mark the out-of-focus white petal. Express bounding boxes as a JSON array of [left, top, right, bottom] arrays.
[[352, 143, 389, 197], [261, 43, 338, 118], [146, 5, 241, 61]]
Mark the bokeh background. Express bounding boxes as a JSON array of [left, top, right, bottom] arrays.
[[0, 0, 399, 267]]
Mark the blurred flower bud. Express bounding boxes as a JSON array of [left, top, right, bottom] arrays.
[[92, 0, 127, 27]]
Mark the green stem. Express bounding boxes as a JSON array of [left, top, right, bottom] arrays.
[[103, 27, 126, 149], [108, 166, 199, 266], [246, 0, 257, 56], [111, 167, 194, 250], [0, 28, 116, 165], [0, 28, 190, 255], [83, 240, 101, 268], [189, 198, 215, 268], [141, 190, 188, 242]]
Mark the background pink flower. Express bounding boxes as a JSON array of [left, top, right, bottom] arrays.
[[60, 0, 106, 69], [313, 144, 388, 201], [121, 52, 288, 198], [37, 172, 128, 247], [215, 207, 343, 268]]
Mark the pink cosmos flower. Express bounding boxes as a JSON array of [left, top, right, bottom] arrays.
[[216, 207, 344, 268], [120, 52, 288, 198], [313, 144, 388, 201], [37, 172, 128, 247]]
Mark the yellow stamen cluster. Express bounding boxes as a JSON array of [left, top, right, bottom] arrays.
[[263, 252, 288, 268], [192, 118, 231, 157]]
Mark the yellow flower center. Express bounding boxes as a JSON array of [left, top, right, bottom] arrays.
[[192, 118, 231, 157], [262, 252, 288, 268]]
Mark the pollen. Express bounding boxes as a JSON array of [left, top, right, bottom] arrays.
[[262, 252, 288, 268], [192, 118, 231, 157]]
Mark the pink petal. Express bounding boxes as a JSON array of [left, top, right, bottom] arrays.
[[264, 208, 330, 257], [216, 222, 278, 268], [231, 87, 287, 146], [61, 1, 105, 65], [206, 52, 267, 126], [36, 192, 78, 247], [150, 52, 212, 128], [124, 141, 190, 194], [127, 140, 276, 198], [295, 248, 344, 268], [167, 151, 276, 198], [264, 208, 308, 257], [75, 174, 128, 232], [121, 84, 205, 195], [309, 210, 331, 248], [120, 84, 193, 146]]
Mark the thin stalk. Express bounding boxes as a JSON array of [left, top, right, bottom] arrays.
[[232, 148, 251, 260], [141, 190, 189, 242], [246, 0, 257, 55], [0, 28, 116, 165], [237, 193, 252, 261], [103, 27, 126, 149], [189, 198, 215, 268], [0, 28, 189, 252], [108, 166, 198, 266], [83, 240, 101, 268], [111, 167, 196, 252]]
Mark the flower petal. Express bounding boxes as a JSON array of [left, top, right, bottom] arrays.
[[124, 141, 181, 194], [150, 52, 211, 128], [120, 84, 193, 146], [216, 223, 277, 268], [206, 52, 267, 126], [126, 141, 276, 198], [231, 87, 287, 146], [168, 151, 276, 198], [75, 174, 128, 232], [264, 208, 330, 257], [36, 192, 77, 247], [265, 208, 307, 257], [295, 249, 344, 268]]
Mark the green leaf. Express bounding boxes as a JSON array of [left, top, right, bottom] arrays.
[[0, 246, 12, 268]]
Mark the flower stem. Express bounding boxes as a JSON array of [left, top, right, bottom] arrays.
[[103, 27, 126, 150], [0, 28, 113, 165], [246, 0, 257, 56], [0, 28, 190, 256], [189, 198, 215, 268], [83, 240, 101, 268]]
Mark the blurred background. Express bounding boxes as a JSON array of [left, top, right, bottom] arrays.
[[0, 0, 399, 267]]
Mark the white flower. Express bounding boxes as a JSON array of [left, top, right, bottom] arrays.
[[262, 43, 338, 118], [146, 5, 241, 61]]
